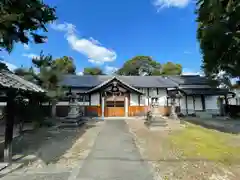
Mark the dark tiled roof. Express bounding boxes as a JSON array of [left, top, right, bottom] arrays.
[[60, 75, 178, 88], [0, 70, 45, 93], [60, 75, 111, 88], [85, 77, 143, 94], [179, 84, 211, 89], [117, 76, 177, 88], [180, 88, 229, 95], [167, 75, 209, 85]]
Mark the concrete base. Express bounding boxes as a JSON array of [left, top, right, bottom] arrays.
[[59, 116, 84, 128]]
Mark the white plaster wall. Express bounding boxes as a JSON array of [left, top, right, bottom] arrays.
[[139, 88, 168, 106], [145, 96, 149, 106], [149, 88, 157, 97], [229, 98, 240, 105], [180, 97, 187, 115], [142, 88, 148, 95], [205, 96, 219, 109], [195, 97, 203, 111], [180, 97, 186, 109], [141, 88, 149, 106], [158, 89, 167, 106], [136, 88, 149, 106], [130, 93, 139, 106], [91, 93, 100, 106], [187, 96, 194, 113], [138, 88, 147, 95], [180, 95, 220, 115], [180, 96, 195, 114], [140, 95, 147, 106]]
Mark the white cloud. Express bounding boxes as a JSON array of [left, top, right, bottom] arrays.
[[77, 72, 83, 76], [183, 51, 192, 54], [153, 0, 190, 10], [182, 68, 203, 76], [23, 44, 30, 50], [50, 22, 117, 65], [50, 22, 76, 34], [105, 65, 119, 74], [0, 60, 18, 71], [22, 53, 40, 59], [89, 37, 101, 45]]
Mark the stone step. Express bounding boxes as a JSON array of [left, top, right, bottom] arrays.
[[58, 122, 84, 128], [59, 118, 85, 128]]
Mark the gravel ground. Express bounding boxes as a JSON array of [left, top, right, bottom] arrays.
[[126, 119, 240, 180], [1, 172, 70, 180], [0, 120, 103, 179]]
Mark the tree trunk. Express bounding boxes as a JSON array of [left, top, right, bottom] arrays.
[[51, 100, 57, 118], [4, 90, 16, 163]]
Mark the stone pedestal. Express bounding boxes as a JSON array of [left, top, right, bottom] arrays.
[[60, 100, 84, 128], [152, 106, 159, 116], [170, 106, 178, 120], [146, 105, 168, 129], [67, 102, 80, 118]]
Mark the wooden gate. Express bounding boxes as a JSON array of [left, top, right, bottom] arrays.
[[105, 107, 125, 117], [105, 96, 125, 117]]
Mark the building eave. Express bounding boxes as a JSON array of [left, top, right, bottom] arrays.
[[85, 76, 144, 94]]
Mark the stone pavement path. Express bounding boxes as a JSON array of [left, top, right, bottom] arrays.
[[1, 120, 154, 180], [75, 120, 154, 180]]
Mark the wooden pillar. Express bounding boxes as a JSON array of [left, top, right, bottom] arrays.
[[125, 96, 128, 117], [201, 95, 206, 111], [147, 88, 149, 106], [4, 90, 16, 163], [224, 95, 228, 116], [185, 95, 188, 115], [193, 96, 196, 114], [101, 96, 105, 118]]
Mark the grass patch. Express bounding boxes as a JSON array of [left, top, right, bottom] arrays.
[[169, 123, 240, 164]]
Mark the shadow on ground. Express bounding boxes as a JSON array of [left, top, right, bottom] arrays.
[[0, 120, 98, 177], [183, 118, 240, 134]]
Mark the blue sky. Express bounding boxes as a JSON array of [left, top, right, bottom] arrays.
[[1, 0, 202, 75]]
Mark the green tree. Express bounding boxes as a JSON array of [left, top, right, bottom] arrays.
[[14, 67, 39, 83], [83, 67, 105, 75], [0, 0, 57, 52], [196, 0, 240, 79], [53, 56, 76, 74], [32, 52, 63, 117], [14, 68, 28, 76], [0, 57, 10, 71], [161, 62, 182, 75], [116, 56, 161, 76], [0, 62, 9, 71]]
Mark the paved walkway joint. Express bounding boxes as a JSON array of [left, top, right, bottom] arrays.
[[76, 120, 154, 180]]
